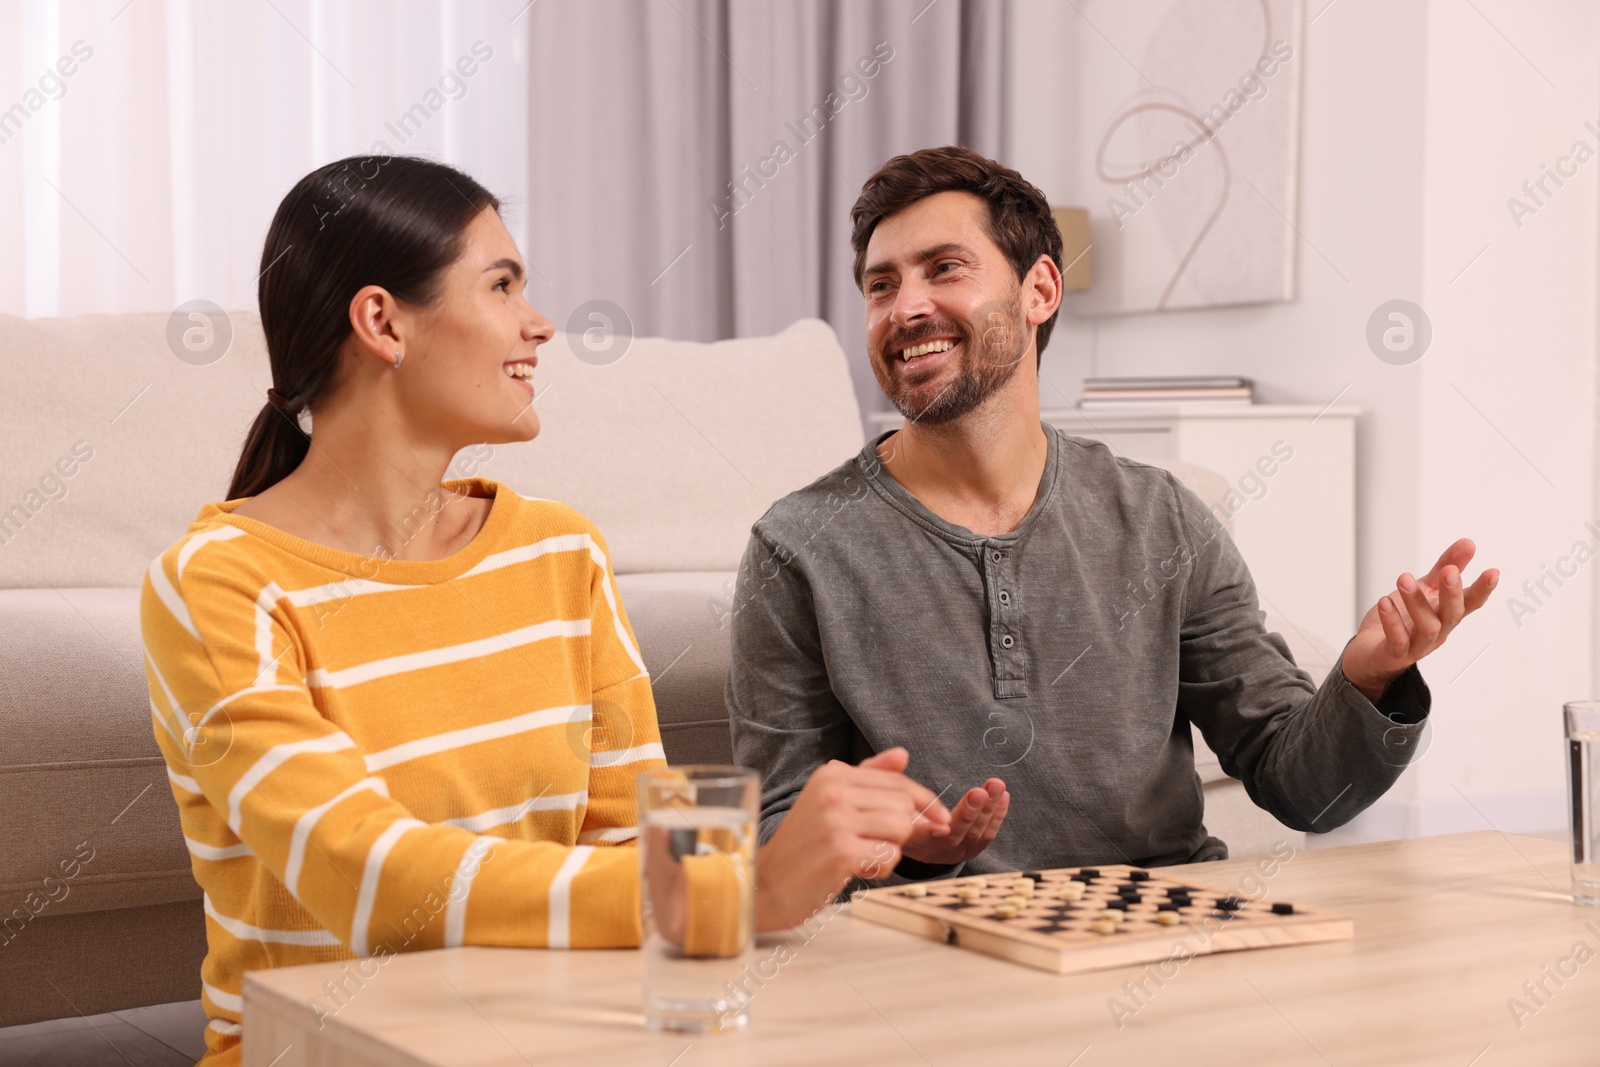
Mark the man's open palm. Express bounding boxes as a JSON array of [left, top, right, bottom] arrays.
[[899, 777, 1009, 866], [1340, 537, 1499, 701]]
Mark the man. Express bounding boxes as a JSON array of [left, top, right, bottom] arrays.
[[726, 145, 1499, 881]]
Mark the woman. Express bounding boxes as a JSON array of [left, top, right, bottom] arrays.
[[141, 155, 952, 1065]]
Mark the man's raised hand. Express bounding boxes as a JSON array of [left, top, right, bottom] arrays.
[[1340, 536, 1499, 702]]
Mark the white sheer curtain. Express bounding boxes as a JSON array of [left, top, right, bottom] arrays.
[[1, 0, 1006, 422], [0, 0, 531, 318]]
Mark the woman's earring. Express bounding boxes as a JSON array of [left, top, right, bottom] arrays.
[[393, 349, 403, 369]]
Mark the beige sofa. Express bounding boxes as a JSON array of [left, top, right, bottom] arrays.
[[0, 311, 1308, 1027]]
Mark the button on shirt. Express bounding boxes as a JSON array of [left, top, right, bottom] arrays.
[[726, 423, 1430, 873]]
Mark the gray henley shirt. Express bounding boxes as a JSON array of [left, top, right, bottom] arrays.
[[726, 422, 1430, 875]]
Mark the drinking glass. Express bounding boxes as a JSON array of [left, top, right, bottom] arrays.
[[1565, 701, 1600, 907], [638, 766, 758, 1031]]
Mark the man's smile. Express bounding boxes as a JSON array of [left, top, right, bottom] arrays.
[[899, 338, 958, 361], [891, 337, 961, 373]]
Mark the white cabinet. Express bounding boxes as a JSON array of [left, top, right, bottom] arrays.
[[867, 404, 1359, 655]]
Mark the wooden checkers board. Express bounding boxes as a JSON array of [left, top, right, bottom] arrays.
[[850, 864, 1353, 976]]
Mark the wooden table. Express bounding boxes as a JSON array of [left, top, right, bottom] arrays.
[[244, 831, 1600, 1066]]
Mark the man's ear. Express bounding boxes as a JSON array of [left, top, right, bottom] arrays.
[[1024, 254, 1063, 327]]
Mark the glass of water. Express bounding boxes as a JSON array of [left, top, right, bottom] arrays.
[[1566, 701, 1600, 907], [638, 766, 758, 1031]]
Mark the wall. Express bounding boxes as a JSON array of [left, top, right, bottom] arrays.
[[1411, 0, 1599, 836], [1004, 0, 1599, 838]]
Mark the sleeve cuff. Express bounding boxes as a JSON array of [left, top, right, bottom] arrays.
[[1372, 662, 1431, 724], [1333, 654, 1432, 726], [680, 851, 751, 958], [1326, 653, 1433, 774]]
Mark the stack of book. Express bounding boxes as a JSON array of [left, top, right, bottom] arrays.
[[1078, 376, 1254, 410]]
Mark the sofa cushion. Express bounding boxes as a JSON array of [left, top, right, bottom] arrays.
[[0, 313, 273, 590], [0, 314, 863, 587], [0, 588, 195, 919], [0, 900, 206, 1028], [478, 318, 864, 574], [614, 571, 739, 766]]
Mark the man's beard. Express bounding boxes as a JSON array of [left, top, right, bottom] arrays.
[[876, 297, 1030, 426]]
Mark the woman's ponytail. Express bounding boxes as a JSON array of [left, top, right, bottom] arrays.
[[226, 397, 313, 501]]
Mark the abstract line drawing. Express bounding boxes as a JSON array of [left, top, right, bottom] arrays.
[[1067, 0, 1304, 315]]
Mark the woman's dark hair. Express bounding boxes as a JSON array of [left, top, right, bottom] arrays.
[[850, 145, 1064, 361], [227, 154, 500, 500]]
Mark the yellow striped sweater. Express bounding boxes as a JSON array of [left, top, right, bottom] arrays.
[[141, 478, 741, 1065]]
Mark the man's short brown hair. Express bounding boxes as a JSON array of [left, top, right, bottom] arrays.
[[850, 145, 1064, 358]]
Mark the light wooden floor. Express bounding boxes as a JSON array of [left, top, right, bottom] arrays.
[[0, 1000, 207, 1066]]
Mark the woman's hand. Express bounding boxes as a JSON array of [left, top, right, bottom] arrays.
[[641, 814, 687, 946], [754, 747, 948, 932]]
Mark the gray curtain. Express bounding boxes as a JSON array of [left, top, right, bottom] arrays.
[[527, 0, 1006, 423]]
